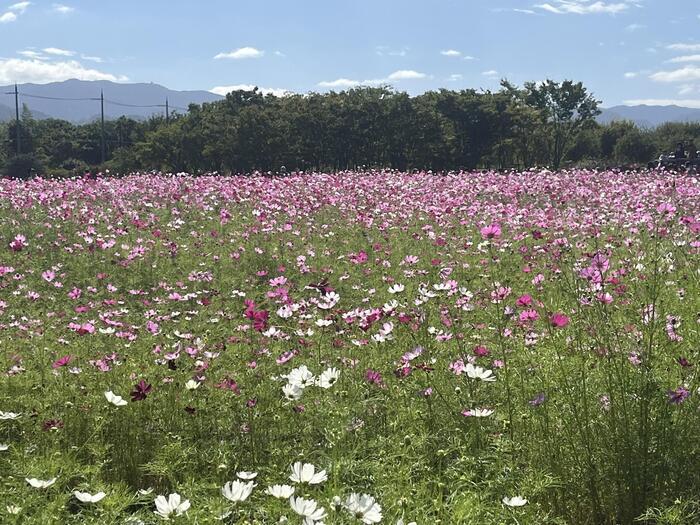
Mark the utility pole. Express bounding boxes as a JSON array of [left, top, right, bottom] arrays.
[[13, 84, 20, 155], [100, 90, 105, 164], [165, 97, 169, 124]]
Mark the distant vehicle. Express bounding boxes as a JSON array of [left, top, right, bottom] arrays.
[[649, 141, 700, 173]]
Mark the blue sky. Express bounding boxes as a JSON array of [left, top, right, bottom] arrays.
[[1, 0, 700, 107]]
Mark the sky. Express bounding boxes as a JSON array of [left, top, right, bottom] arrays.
[[1, 0, 700, 107]]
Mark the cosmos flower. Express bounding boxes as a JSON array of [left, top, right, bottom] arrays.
[[236, 471, 258, 480], [266, 484, 295, 498], [343, 493, 383, 524], [0, 411, 20, 420], [502, 496, 528, 507], [221, 480, 256, 503], [26, 477, 57, 489], [131, 380, 152, 401], [289, 462, 328, 484], [461, 408, 494, 417], [74, 491, 106, 503], [316, 367, 340, 388], [464, 363, 496, 382], [289, 496, 327, 522], [154, 493, 190, 520], [105, 391, 128, 407]]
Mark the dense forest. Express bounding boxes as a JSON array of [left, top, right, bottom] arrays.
[[1, 79, 698, 177]]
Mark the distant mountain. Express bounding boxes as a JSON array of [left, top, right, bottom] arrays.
[[0, 79, 223, 123], [598, 105, 700, 128]]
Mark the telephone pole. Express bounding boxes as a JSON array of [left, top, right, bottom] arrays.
[[13, 84, 20, 155], [100, 90, 105, 164]]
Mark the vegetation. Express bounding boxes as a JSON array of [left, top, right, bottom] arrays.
[[2, 80, 697, 177], [0, 171, 698, 524]]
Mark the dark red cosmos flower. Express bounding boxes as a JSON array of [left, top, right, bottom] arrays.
[[42, 419, 64, 431], [131, 380, 152, 401], [51, 355, 73, 369]]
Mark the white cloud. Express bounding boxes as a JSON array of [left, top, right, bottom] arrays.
[[482, 70, 499, 77], [669, 55, 700, 63], [0, 58, 128, 84], [623, 98, 700, 108], [625, 23, 645, 31], [0, 11, 17, 22], [441, 49, 462, 57], [273, 50, 285, 57], [667, 43, 700, 52], [513, 8, 537, 14], [375, 46, 408, 57], [210, 84, 290, 97], [318, 78, 362, 88], [650, 66, 700, 83], [624, 72, 638, 78], [43, 47, 75, 57], [52, 3, 74, 13], [447, 73, 463, 82], [214, 47, 264, 60], [387, 69, 426, 80], [535, 1, 632, 15], [9, 1, 30, 12], [81, 55, 103, 63]]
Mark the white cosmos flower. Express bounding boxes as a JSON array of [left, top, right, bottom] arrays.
[[154, 492, 190, 519], [283, 383, 304, 401], [266, 484, 295, 498], [0, 444, 8, 451], [289, 496, 327, 521], [221, 480, 255, 503], [286, 365, 315, 388], [502, 495, 528, 507], [343, 493, 383, 524], [0, 411, 20, 420], [464, 408, 494, 417], [289, 462, 327, 485], [236, 471, 258, 480], [277, 305, 293, 318], [184, 379, 201, 390], [74, 491, 106, 503], [465, 363, 496, 382], [315, 319, 333, 327], [396, 520, 417, 525], [104, 391, 128, 406], [316, 367, 340, 389], [138, 487, 154, 496], [6, 505, 21, 515], [388, 283, 405, 294], [26, 477, 57, 489], [383, 299, 399, 313]]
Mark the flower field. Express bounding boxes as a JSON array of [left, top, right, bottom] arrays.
[[1, 170, 699, 524]]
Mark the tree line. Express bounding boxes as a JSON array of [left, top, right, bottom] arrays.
[[1, 79, 698, 178]]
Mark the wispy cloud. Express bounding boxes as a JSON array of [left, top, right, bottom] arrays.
[[9, 1, 30, 13], [482, 70, 499, 78], [43, 47, 75, 57], [668, 55, 700, 63], [210, 84, 290, 97], [375, 46, 409, 57], [667, 43, 700, 52], [535, 1, 634, 15], [0, 11, 17, 22], [650, 66, 700, 83], [441, 49, 462, 57], [81, 55, 103, 63], [214, 47, 264, 60], [52, 3, 74, 14], [0, 58, 127, 84]]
